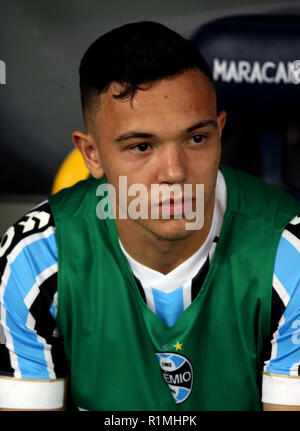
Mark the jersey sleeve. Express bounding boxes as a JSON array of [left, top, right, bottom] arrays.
[[0, 201, 68, 409], [262, 214, 300, 406]]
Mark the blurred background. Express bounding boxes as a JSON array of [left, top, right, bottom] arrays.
[[0, 0, 300, 235]]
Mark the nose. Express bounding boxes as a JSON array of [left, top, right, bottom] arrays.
[[157, 143, 187, 184]]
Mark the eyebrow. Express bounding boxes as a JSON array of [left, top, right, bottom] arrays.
[[185, 120, 218, 133], [115, 132, 155, 142], [114, 120, 218, 143]]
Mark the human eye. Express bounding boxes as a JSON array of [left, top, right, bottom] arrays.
[[188, 134, 205, 145], [130, 143, 152, 152]]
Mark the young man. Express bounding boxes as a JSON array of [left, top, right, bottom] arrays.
[[0, 21, 300, 411]]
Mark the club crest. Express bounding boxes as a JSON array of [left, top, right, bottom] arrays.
[[155, 352, 193, 403]]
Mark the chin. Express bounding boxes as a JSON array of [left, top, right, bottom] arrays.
[[136, 218, 197, 242]]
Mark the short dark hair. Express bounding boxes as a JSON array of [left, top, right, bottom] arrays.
[[79, 21, 215, 129]]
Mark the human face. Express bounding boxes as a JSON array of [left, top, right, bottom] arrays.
[[76, 68, 226, 243]]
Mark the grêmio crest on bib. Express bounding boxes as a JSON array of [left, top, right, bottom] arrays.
[[155, 352, 193, 404]]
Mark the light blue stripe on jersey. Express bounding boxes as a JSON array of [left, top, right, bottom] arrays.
[[151, 286, 184, 327], [266, 235, 300, 375], [3, 232, 57, 379], [274, 236, 300, 303]]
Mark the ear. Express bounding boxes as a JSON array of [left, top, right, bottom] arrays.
[[72, 130, 105, 179], [216, 110, 227, 136]]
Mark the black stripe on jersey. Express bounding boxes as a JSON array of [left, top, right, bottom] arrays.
[[270, 287, 286, 337], [191, 255, 210, 301], [28, 272, 67, 378], [190, 236, 219, 300], [0, 344, 14, 377], [261, 286, 286, 365], [133, 275, 146, 303], [285, 216, 300, 239], [29, 271, 57, 337]]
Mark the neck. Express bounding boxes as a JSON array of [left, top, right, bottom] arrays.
[[116, 193, 215, 275]]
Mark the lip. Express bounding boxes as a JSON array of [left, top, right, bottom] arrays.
[[158, 197, 195, 216], [156, 195, 193, 204], [158, 197, 194, 205]]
